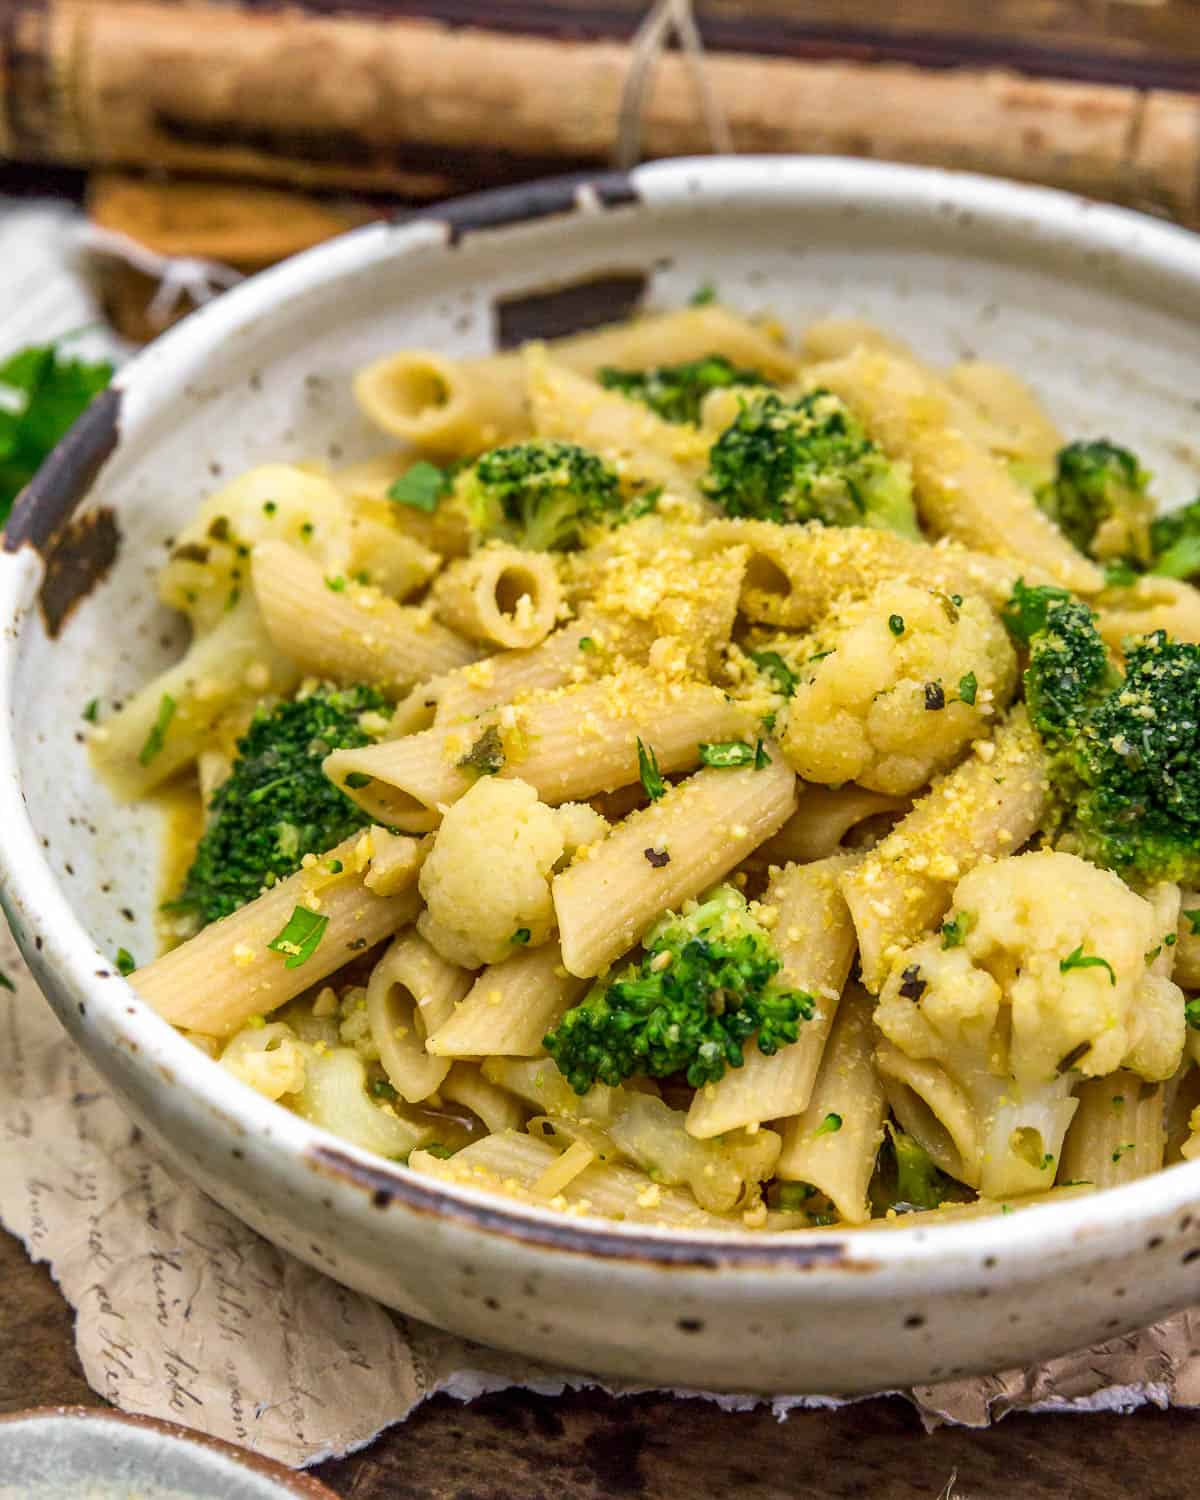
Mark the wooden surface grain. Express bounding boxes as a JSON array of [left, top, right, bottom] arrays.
[[3, 1224, 1199, 1499]]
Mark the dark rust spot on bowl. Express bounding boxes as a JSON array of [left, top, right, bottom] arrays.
[[4, 387, 121, 557], [38, 507, 121, 637], [496, 271, 648, 349]]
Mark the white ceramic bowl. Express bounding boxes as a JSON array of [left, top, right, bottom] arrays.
[[3, 157, 1200, 1396]]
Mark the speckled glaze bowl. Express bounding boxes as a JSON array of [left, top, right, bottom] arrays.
[[3, 157, 1200, 1395]]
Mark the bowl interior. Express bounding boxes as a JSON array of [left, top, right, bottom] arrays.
[[12, 156, 1200, 1084]]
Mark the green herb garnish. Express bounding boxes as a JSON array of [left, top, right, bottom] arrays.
[[1059, 945, 1116, 986], [138, 694, 176, 767], [387, 461, 450, 512], [637, 738, 665, 801], [267, 906, 330, 968]]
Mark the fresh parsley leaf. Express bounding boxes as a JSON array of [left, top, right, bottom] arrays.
[[457, 724, 505, 777], [815, 1112, 843, 1136], [1103, 560, 1139, 589], [748, 649, 796, 697], [888, 614, 905, 637], [387, 461, 449, 512], [753, 738, 770, 770], [0, 343, 114, 525], [511, 928, 531, 944], [0, 970, 14, 992], [941, 911, 972, 949], [1059, 944, 1116, 986], [424, 1143, 456, 1159], [689, 281, 717, 306], [698, 740, 756, 768], [114, 948, 136, 977], [81, 698, 100, 723], [267, 906, 329, 968], [578, 636, 598, 654], [1185, 998, 1200, 1032], [637, 738, 665, 801], [371, 1077, 398, 1101], [957, 671, 978, 706], [138, 694, 176, 767], [325, 575, 347, 592], [1184, 910, 1200, 935]]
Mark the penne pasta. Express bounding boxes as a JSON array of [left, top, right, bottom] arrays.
[[426, 941, 587, 1058], [430, 544, 561, 650], [755, 784, 909, 867], [775, 986, 888, 1225], [1058, 1071, 1165, 1190], [366, 931, 474, 1103], [252, 539, 480, 691], [325, 671, 754, 830], [553, 754, 797, 978], [809, 347, 1102, 594], [130, 832, 422, 1036], [842, 707, 1051, 992], [686, 853, 860, 1139]]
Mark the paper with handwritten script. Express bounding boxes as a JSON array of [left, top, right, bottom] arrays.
[[4, 927, 1200, 1467]]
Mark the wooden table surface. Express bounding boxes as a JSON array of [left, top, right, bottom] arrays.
[[2, 1223, 1198, 1498]]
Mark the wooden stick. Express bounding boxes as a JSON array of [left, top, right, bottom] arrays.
[[0, 1, 1195, 225]]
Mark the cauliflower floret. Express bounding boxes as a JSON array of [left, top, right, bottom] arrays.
[[159, 464, 353, 632], [780, 581, 1017, 795], [418, 777, 569, 966], [876, 850, 1185, 1198], [220, 1021, 307, 1101], [553, 801, 610, 861]]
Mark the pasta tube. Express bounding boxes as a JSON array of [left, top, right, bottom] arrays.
[[366, 931, 474, 1103], [755, 784, 908, 867], [130, 832, 422, 1036], [553, 754, 797, 978], [808, 347, 1102, 593], [251, 540, 480, 691], [842, 707, 1050, 992], [426, 941, 587, 1058], [1058, 1071, 1165, 1190], [686, 853, 860, 1139], [430, 545, 561, 650], [775, 986, 888, 1225], [325, 671, 754, 830]]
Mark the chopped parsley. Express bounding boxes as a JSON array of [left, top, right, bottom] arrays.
[[1059, 945, 1116, 986], [698, 740, 756, 768], [371, 1077, 398, 1102], [888, 614, 905, 637], [578, 636, 598, 654], [267, 906, 330, 968], [115, 948, 136, 977], [753, 739, 771, 770], [387, 460, 450, 512], [458, 724, 505, 777], [815, 1113, 843, 1136], [1185, 998, 1200, 1031], [1184, 910, 1200, 935], [325, 575, 347, 592], [637, 738, 665, 801], [940, 911, 972, 949], [748, 649, 796, 697], [689, 281, 717, 306], [1111, 1142, 1136, 1164], [511, 928, 531, 945], [81, 698, 100, 723], [137, 693, 176, 767], [957, 671, 978, 706]]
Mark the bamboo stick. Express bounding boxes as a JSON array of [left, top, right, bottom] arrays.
[[0, 1, 1195, 226]]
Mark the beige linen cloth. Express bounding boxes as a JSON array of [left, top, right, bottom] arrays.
[[2, 203, 1200, 1468]]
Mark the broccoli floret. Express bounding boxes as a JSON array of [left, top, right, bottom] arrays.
[[1150, 497, 1200, 582], [543, 885, 814, 1094], [704, 389, 920, 539], [1001, 580, 1116, 742], [597, 355, 772, 425], [1070, 631, 1200, 885], [1035, 439, 1153, 564], [174, 684, 389, 925], [1004, 583, 1200, 886], [454, 440, 622, 551]]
